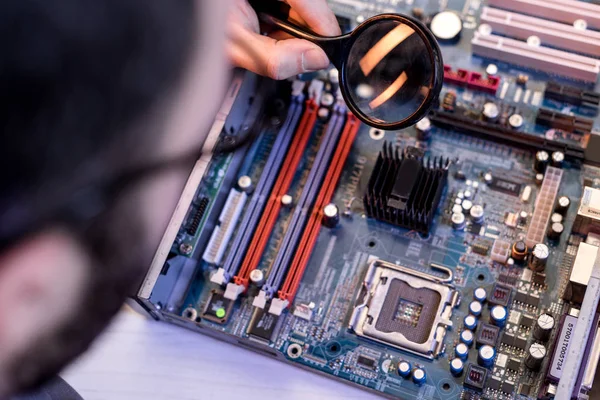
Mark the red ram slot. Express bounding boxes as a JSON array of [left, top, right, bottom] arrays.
[[233, 99, 319, 289], [443, 65, 470, 86], [467, 72, 500, 95], [277, 113, 360, 304]]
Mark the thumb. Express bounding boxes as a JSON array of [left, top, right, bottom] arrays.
[[229, 25, 329, 80]]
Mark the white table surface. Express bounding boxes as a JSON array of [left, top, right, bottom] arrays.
[[63, 307, 380, 400]]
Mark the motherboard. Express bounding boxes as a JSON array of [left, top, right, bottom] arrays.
[[135, 0, 600, 399]]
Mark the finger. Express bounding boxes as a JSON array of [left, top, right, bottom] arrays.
[[228, 25, 330, 80], [286, 0, 341, 36], [268, 30, 295, 41]]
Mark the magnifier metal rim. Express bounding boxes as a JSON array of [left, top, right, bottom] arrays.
[[340, 13, 444, 131]]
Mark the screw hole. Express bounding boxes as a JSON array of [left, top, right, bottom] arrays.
[[367, 240, 377, 248], [477, 274, 485, 281], [442, 383, 451, 391], [290, 347, 299, 355], [328, 343, 340, 353]]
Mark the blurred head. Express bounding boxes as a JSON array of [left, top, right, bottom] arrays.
[[0, 0, 230, 396]]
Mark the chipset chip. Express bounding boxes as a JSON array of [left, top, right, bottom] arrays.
[[247, 307, 280, 344], [201, 290, 234, 324], [357, 355, 377, 371], [490, 177, 522, 196]]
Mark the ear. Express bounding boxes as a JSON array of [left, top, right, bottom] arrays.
[[0, 229, 88, 379]]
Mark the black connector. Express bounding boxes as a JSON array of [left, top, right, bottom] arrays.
[[544, 81, 600, 110], [535, 108, 593, 135], [428, 110, 585, 161]]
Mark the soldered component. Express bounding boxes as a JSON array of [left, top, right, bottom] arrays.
[[350, 259, 459, 359], [442, 91, 457, 111], [430, 11, 462, 43], [533, 313, 555, 342], [477, 324, 500, 348], [516, 74, 529, 86], [565, 242, 599, 303], [201, 290, 234, 324], [552, 151, 565, 168], [511, 240, 528, 262], [322, 203, 340, 228], [474, 287, 487, 303], [486, 63, 498, 76], [464, 315, 478, 331], [450, 358, 464, 376], [482, 102, 500, 122], [508, 114, 524, 129], [470, 205, 485, 224], [574, 187, 600, 235], [461, 199, 473, 213], [526, 343, 547, 371], [238, 175, 252, 192], [461, 330, 475, 346], [412, 367, 427, 385], [548, 221, 564, 241], [521, 185, 532, 203], [556, 195, 571, 215], [519, 211, 529, 225], [534, 151, 550, 173], [530, 243, 550, 272], [464, 364, 488, 391], [281, 194, 293, 207], [249, 269, 265, 286], [398, 361, 412, 378], [491, 239, 511, 264], [490, 305, 508, 327], [415, 117, 432, 141], [478, 345, 496, 368], [456, 343, 469, 360], [525, 167, 563, 248], [452, 212, 466, 230], [469, 301, 483, 316], [551, 213, 563, 224]]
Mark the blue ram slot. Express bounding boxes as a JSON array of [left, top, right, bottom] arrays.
[[220, 94, 305, 282], [262, 104, 346, 297]]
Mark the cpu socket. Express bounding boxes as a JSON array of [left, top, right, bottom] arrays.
[[350, 259, 459, 359]]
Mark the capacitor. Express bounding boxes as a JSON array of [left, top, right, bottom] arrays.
[[450, 358, 465, 377], [556, 195, 571, 215], [411, 7, 425, 19], [533, 313, 555, 342], [452, 204, 463, 214], [328, 68, 339, 84], [548, 222, 564, 241], [238, 175, 253, 192], [478, 345, 496, 368], [464, 190, 473, 199], [490, 305, 507, 327], [519, 211, 529, 225], [470, 205, 485, 224], [464, 315, 478, 331], [317, 107, 330, 120], [521, 185, 533, 203], [412, 367, 427, 385], [321, 92, 335, 107], [484, 172, 493, 184], [486, 64, 498, 76], [430, 11, 463, 43], [469, 301, 483, 317], [508, 114, 524, 129], [398, 361, 412, 378], [511, 241, 528, 262], [442, 91, 457, 111], [535, 173, 544, 185], [416, 117, 432, 140], [529, 243, 550, 272], [249, 269, 265, 286], [462, 199, 473, 213], [474, 287, 487, 303], [517, 74, 529, 86], [452, 212, 466, 230], [460, 330, 475, 347], [551, 151, 565, 168], [455, 343, 470, 360], [323, 204, 340, 228], [525, 343, 547, 371], [534, 151, 550, 173], [281, 194, 293, 207], [551, 213, 563, 224], [483, 102, 500, 122]]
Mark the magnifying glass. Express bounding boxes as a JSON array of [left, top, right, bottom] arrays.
[[249, 0, 444, 130]]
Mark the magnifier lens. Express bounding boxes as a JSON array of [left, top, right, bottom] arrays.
[[346, 19, 436, 127]]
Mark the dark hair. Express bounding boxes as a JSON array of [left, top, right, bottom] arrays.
[[0, 0, 197, 393]]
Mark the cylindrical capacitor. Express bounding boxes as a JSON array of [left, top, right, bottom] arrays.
[[442, 92, 457, 111], [450, 358, 464, 377], [551, 213, 563, 224], [281, 194, 293, 207], [478, 345, 496, 367], [452, 204, 463, 214], [508, 114, 524, 129], [461, 200, 473, 213], [460, 330, 474, 347], [551, 151, 565, 168], [464, 190, 473, 199], [412, 367, 427, 385], [535, 151, 550, 173], [398, 361, 412, 378], [469, 301, 483, 316], [519, 211, 529, 225], [320, 92, 335, 107], [525, 343, 547, 371], [249, 269, 265, 286], [238, 175, 253, 192], [533, 313, 555, 342], [464, 315, 478, 331], [556, 195, 571, 215], [529, 243, 550, 272], [452, 212, 466, 230], [455, 343, 470, 360], [511, 241, 528, 262], [470, 205, 485, 224], [490, 305, 508, 327], [483, 102, 500, 122], [548, 222, 564, 241], [484, 172, 493, 184], [323, 204, 339, 228], [416, 117, 432, 141], [474, 287, 487, 303], [535, 173, 544, 185]]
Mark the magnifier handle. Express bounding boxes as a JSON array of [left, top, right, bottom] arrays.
[[248, 0, 344, 66]]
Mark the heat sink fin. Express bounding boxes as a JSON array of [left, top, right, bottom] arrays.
[[364, 143, 449, 234]]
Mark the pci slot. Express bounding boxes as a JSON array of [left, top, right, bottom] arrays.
[[202, 189, 248, 264], [525, 167, 563, 248], [223, 81, 323, 298], [487, 0, 600, 29], [269, 113, 360, 315], [545, 81, 600, 110], [471, 32, 600, 83], [211, 81, 306, 286], [248, 99, 347, 308], [428, 110, 585, 161], [480, 7, 600, 57], [535, 108, 594, 134]]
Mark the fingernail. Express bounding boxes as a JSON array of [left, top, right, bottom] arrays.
[[302, 48, 329, 72]]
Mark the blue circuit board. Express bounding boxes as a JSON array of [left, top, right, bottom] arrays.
[[138, 1, 600, 399]]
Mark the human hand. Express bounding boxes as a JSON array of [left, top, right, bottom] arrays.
[[228, 0, 341, 80]]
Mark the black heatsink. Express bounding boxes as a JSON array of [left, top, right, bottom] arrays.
[[364, 143, 449, 234]]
